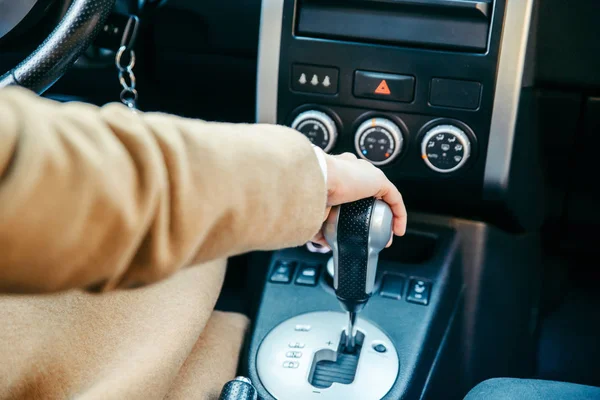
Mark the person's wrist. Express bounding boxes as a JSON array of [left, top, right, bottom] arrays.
[[312, 145, 328, 185], [324, 154, 340, 204]]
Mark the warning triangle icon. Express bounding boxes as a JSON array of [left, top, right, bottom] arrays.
[[375, 80, 391, 95]]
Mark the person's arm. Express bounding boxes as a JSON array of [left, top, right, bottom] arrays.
[[0, 87, 328, 293]]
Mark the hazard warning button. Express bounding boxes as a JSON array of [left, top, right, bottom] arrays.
[[354, 70, 415, 103]]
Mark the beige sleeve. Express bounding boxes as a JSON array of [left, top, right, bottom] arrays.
[[0, 87, 326, 293]]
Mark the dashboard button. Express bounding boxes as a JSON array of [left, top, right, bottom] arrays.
[[379, 274, 405, 300], [292, 64, 339, 95], [430, 78, 482, 110], [354, 70, 415, 103]]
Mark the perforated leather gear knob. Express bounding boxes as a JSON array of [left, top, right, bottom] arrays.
[[324, 197, 393, 313]]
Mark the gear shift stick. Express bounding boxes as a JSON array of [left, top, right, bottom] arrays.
[[323, 197, 393, 352]]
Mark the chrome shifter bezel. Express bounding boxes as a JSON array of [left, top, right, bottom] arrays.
[[256, 311, 399, 400]]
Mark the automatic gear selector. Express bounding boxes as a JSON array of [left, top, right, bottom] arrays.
[[256, 198, 398, 400], [324, 197, 393, 352]]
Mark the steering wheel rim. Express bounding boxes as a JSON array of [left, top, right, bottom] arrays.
[[0, 0, 115, 94]]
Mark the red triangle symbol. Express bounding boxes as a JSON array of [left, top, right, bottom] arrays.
[[375, 80, 391, 95]]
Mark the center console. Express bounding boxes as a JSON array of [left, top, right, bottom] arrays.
[[245, 1, 543, 399], [245, 216, 540, 399]]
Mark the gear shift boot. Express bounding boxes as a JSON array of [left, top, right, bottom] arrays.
[[256, 311, 398, 400]]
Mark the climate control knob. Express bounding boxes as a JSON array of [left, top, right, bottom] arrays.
[[421, 124, 471, 173], [354, 118, 404, 166], [291, 110, 338, 152]]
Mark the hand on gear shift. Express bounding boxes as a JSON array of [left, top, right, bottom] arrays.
[[310, 151, 407, 248], [323, 197, 394, 353]]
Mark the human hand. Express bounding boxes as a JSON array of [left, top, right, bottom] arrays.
[[311, 151, 407, 248]]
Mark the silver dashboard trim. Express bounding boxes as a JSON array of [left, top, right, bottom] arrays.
[[255, 0, 285, 124], [484, 0, 535, 192]]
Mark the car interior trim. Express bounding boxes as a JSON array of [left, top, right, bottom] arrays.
[[484, 0, 534, 192], [0, 0, 40, 40], [255, 0, 284, 124]]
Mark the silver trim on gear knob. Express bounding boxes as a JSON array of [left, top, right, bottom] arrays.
[[323, 205, 341, 290], [366, 200, 394, 293]]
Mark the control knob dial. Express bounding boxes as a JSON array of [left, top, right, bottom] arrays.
[[421, 124, 471, 173], [354, 118, 404, 166], [291, 110, 338, 153]]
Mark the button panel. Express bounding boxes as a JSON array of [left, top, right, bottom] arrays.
[[354, 70, 415, 103], [292, 64, 339, 95], [406, 279, 431, 305], [269, 261, 296, 284]]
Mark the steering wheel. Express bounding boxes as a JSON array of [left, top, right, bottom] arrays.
[[0, 0, 115, 94]]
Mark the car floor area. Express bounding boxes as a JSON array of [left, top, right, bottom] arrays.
[[535, 253, 600, 388]]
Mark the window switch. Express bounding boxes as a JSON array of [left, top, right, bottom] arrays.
[[269, 261, 295, 284], [380, 274, 405, 300], [295, 263, 320, 286], [406, 279, 431, 305]]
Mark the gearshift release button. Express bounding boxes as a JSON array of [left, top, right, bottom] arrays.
[[379, 274, 406, 300]]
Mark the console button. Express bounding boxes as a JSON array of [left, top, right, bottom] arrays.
[[430, 78, 482, 110], [373, 343, 387, 353], [282, 361, 300, 369], [294, 324, 311, 332], [292, 64, 339, 95], [379, 274, 405, 300], [406, 279, 431, 305], [354, 70, 415, 103], [288, 342, 305, 348], [295, 264, 320, 286], [269, 261, 295, 284], [286, 351, 303, 358]]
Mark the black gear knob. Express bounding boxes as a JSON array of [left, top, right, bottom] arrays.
[[323, 197, 393, 313], [218, 377, 257, 400]]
